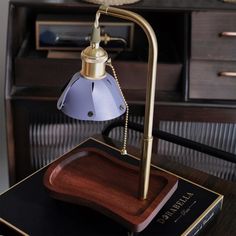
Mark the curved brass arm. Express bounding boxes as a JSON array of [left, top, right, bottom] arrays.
[[97, 5, 158, 200]]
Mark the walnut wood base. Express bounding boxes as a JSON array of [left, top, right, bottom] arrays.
[[44, 144, 178, 232]]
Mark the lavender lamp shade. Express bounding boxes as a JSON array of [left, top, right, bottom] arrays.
[[57, 72, 126, 121]]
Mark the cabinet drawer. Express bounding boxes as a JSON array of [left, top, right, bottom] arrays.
[[15, 58, 182, 91], [189, 60, 236, 100], [191, 12, 236, 61]]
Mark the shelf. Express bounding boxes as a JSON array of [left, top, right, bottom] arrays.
[[10, 87, 236, 109]]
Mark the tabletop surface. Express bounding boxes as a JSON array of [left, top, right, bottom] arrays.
[[0, 136, 235, 235]]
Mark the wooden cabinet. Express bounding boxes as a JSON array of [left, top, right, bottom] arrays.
[[189, 11, 236, 100], [191, 12, 236, 61], [189, 61, 236, 99]]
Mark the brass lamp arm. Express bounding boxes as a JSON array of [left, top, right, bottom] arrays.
[[97, 5, 158, 200]]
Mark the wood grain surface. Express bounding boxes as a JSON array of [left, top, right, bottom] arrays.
[[44, 146, 178, 232]]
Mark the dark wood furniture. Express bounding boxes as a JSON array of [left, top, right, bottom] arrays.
[[5, 0, 236, 185], [0, 136, 235, 235], [190, 12, 236, 99]]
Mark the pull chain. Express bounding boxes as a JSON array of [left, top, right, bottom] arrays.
[[107, 59, 129, 155], [94, 13, 128, 155]]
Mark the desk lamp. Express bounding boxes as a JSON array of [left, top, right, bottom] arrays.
[[44, 5, 178, 232]]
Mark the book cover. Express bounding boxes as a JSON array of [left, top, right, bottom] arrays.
[[141, 178, 223, 236]]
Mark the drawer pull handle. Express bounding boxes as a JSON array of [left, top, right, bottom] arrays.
[[218, 72, 236, 77], [219, 32, 236, 37]]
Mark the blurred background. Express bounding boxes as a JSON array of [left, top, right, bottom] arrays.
[[0, 0, 9, 193]]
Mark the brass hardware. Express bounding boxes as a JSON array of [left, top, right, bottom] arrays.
[[80, 39, 108, 80], [97, 5, 158, 199], [218, 72, 236, 77], [219, 32, 236, 37], [101, 33, 127, 46], [139, 137, 153, 199]]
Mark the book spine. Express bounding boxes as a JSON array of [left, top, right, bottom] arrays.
[[186, 198, 223, 236]]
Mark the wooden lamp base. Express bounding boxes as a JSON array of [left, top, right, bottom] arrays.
[[44, 143, 178, 232]]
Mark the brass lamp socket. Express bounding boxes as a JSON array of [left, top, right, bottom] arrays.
[[80, 43, 108, 80]]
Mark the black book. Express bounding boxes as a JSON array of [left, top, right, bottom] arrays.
[[0, 138, 223, 236]]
